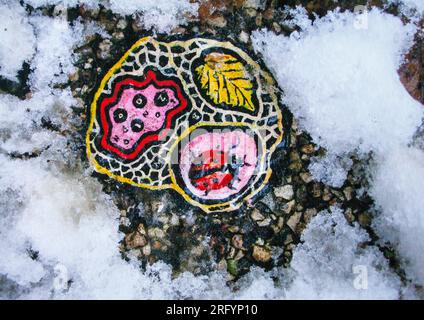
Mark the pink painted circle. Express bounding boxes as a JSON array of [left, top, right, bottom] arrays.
[[179, 130, 258, 200]]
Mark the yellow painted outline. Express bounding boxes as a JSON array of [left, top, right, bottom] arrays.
[[86, 36, 284, 213]]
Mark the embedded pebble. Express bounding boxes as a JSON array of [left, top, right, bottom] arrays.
[[358, 212, 372, 227], [208, 13, 227, 28], [322, 187, 332, 201], [239, 31, 249, 43], [117, 19, 127, 30], [170, 214, 180, 226], [304, 208, 318, 224], [300, 172, 313, 183], [137, 223, 147, 236], [282, 200, 295, 214], [301, 144, 315, 154], [274, 185, 294, 200], [250, 209, 265, 221], [148, 227, 165, 239], [287, 211, 302, 232], [125, 231, 147, 249], [252, 245, 272, 263], [142, 244, 151, 256], [257, 218, 272, 227], [231, 234, 244, 250], [97, 39, 112, 60], [344, 187, 354, 201]]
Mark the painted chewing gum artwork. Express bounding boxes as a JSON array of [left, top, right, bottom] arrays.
[[87, 37, 287, 213]]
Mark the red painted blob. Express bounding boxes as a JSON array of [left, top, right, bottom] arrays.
[[189, 150, 233, 191], [99, 70, 188, 160]]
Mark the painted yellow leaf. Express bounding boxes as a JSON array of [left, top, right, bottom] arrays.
[[195, 52, 255, 112]]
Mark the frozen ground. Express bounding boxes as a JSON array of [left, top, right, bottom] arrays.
[[0, 0, 423, 299]]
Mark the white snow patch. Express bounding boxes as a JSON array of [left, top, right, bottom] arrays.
[[0, 151, 233, 299], [371, 147, 424, 286], [386, 1, 424, 23], [392, 0, 424, 14], [309, 153, 353, 188], [0, 1, 36, 81], [109, 0, 198, 33], [0, 93, 68, 154], [243, 0, 267, 10], [24, 0, 199, 33], [281, 5, 312, 32], [252, 8, 422, 156], [284, 207, 405, 299], [29, 15, 100, 92], [24, 0, 99, 9], [403, 0, 424, 12], [252, 7, 424, 289]]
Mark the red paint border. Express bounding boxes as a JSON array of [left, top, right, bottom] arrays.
[[99, 69, 188, 160]]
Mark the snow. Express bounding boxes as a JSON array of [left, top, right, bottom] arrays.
[[0, 151, 232, 299], [109, 0, 198, 33], [24, 0, 199, 33], [252, 6, 424, 292], [235, 207, 408, 300], [0, 1, 36, 81], [308, 153, 353, 188], [371, 147, 424, 286], [253, 8, 422, 156], [387, 1, 424, 23], [30, 16, 80, 92], [25, 0, 99, 9], [395, 0, 424, 14], [405, 0, 424, 11], [0, 93, 59, 154], [0, 2, 423, 299], [284, 207, 404, 299]]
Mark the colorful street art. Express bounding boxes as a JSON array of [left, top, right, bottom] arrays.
[[86, 37, 285, 213]]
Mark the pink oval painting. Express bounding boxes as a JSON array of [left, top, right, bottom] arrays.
[[179, 130, 258, 200]]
